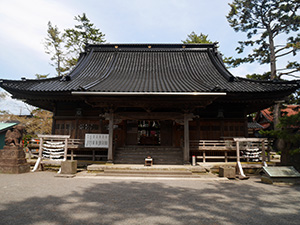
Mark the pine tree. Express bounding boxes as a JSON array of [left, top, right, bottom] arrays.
[[44, 22, 66, 76], [64, 13, 106, 70], [182, 32, 213, 44], [226, 0, 300, 80]]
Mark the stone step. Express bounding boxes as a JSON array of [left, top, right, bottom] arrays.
[[114, 155, 182, 159], [115, 153, 182, 156], [115, 150, 182, 154], [87, 164, 207, 174], [114, 156, 183, 163], [114, 146, 183, 165], [117, 146, 182, 150], [103, 169, 192, 175], [113, 160, 183, 165]]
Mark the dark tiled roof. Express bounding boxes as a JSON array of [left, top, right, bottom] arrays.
[[0, 43, 298, 94], [248, 122, 264, 129]]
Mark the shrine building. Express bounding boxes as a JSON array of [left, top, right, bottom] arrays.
[[1, 43, 298, 164]]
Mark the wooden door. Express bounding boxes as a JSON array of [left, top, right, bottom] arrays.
[[126, 120, 138, 145], [160, 120, 173, 146]]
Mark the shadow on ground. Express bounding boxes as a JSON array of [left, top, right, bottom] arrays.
[[0, 174, 300, 225]]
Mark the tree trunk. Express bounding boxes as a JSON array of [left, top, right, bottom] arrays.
[[273, 101, 281, 130], [269, 33, 277, 80], [268, 33, 281, 130]]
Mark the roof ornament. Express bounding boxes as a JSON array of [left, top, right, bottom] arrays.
[[65, 75, 71, 81], [60, 75, 71, 82], [212, 85, 226, 92]]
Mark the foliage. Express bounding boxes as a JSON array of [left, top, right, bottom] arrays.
[[35, 74, 49, 79], [246, 72, 271, 80], [182, 32, 214, 44], [260, 112, 300, 154], [44, 13, 106, 76], [288, 90, 300, 104], [0, 108, 52, 137], [226, 0, 300, 80], [0, 91, 7, 99], [64, 13, 106, 64], [44, 22, 66, 77], [0, 92, 9, 114]]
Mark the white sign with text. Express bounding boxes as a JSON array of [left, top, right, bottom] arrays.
[[85, 133, 109, 148]]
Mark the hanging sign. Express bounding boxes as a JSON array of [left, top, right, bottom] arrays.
[[85, 133, 109, 148]]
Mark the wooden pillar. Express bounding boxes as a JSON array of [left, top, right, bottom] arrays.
[[107, 111, 114, 163], [51, 105, 57, 135], [262, 139, 267, 167], [183, 113, 190, 164]]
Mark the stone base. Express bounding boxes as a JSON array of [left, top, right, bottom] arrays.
[[61, 160, 77, 174], [0, 146, 30, 174], [219, 166, 236, 179], [261, 175, 300, 185]]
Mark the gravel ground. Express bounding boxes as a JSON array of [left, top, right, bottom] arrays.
[[0, 172, 300, 225]]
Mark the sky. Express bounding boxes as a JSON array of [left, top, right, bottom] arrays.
[[0, 0, 299, 114]]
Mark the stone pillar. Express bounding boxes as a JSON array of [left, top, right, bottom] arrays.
[[107, 111, 114, 163], [183, 113, 190, 164], [0, 146, 30, 173]]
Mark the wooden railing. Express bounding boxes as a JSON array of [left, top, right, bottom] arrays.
[[190, 139, 271, 163], [190, 140, 237, 163], [28, 138, 107, 161]]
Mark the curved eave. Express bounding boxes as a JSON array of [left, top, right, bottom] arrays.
[[71, 91, 227, 96]]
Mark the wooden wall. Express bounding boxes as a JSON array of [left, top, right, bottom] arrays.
[[53, 101, 248, 146]]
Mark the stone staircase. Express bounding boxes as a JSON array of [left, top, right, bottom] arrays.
[[113, 146, 183, 165], [87, 164, 208, 178]]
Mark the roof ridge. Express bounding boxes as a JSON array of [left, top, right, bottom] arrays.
[[86, 43, 217, 50], [0, 76, 61, 83]]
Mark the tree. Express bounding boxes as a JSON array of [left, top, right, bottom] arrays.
[[44, 22, 66, 77], [0, 108, 52, 136], [44, 13, 106, 76], [182, 32, 214, 44], [260, 110, 300, 170], [227, 0, 300, 130], [226, 0, 300, 80], [0, 92, 9, 114], [63, 13, 106, 70]]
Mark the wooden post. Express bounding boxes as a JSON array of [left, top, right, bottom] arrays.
[[32, 137, 43, 172], [236, 140, 246, 177], [93, 150, 96, 161], [64, 137, 68, 161], [183, 113, 190, 164], [39, 137, 43, 159], [262, 139, 267, 167], [107, 111, 114, 162]]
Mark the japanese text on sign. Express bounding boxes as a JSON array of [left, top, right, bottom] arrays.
[[85, 134, 109, 148]]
